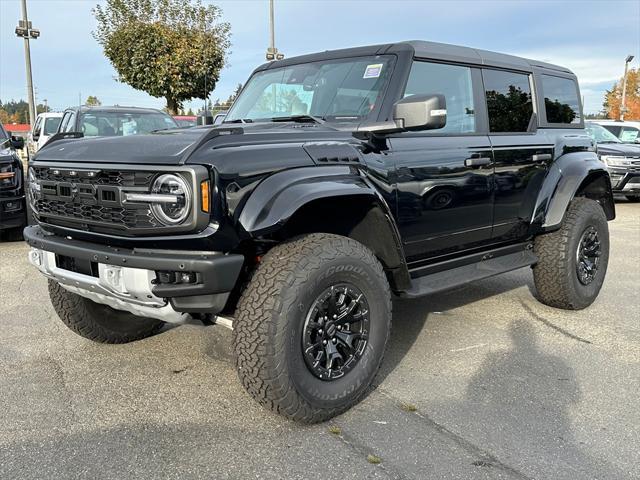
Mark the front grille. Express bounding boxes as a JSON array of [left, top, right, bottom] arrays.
[[30, 165, 164, 235], [34, 198, 158, 230]]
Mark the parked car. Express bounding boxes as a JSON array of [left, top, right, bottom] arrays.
[[173, 115, 197, 128], [28, 112, 63, 155], [56, 106, 178, 137], [585, 121, 640, 202], [0, 124, 26, 241], [592, 119, 640, 144], [25, 40, 615, 423]]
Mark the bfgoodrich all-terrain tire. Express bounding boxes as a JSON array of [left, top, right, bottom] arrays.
[[48, 280, 164, 343], [533, 197, 609, 310], [233, 233, 391, 423]]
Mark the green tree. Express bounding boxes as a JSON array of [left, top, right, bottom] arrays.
[[86, 95, 102, 106], [93, 0, 231, 114]]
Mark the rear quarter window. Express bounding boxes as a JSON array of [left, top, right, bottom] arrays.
[[541, 75, 581, 125]]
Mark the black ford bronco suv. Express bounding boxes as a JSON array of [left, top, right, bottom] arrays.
[[25, 41, 615, 423]]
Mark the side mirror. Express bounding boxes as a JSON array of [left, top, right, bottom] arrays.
[[393, 94, 447, 131], [356, 94, 447, 135], [10, 136, 24, 150]]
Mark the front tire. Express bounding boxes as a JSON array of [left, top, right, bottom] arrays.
[[533, 197, 609, 310], [233, 233, 391, 423], [48, 280, 164, 343], [625, 195, 640, 203]]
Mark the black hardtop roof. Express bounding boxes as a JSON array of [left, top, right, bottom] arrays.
[[257, 40, 574, 76]]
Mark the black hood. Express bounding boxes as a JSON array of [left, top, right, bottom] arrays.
[[596, 142, 640, 157], [32, 123, 354, 166]]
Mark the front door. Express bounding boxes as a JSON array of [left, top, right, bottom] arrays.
[[389, 61, 494, 263]]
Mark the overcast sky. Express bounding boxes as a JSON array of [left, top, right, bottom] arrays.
[[1, 0, 639, 115]]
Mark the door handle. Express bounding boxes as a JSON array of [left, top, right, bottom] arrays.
[[532, 153, 552, 162], [464, 157, 492, 167]]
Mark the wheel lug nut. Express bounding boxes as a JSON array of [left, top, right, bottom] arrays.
[[318, 330, 323, 335], [323, 340, 327, 345], [333, 314, 337, 319], [332, 338, 337, 343], [337, 325, 342, 330]]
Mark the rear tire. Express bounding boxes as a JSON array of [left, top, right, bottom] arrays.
[[48, 280, 164, 343], [533, 197, 609, 310], [233, 233, 391, 423]]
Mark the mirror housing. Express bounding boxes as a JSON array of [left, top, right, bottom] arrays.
[[394, 94, 447, 131], [357, 94, 447, 135], [10, 135, 24, 150]]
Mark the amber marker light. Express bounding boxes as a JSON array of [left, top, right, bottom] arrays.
[[0, 172, 15, 180], [201, 180, 210, 213]]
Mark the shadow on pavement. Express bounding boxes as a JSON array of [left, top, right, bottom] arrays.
[[434, 318, 624, 479], [377, 272, 532, 384]]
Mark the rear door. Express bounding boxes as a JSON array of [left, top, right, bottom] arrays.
[[389, 60, 494, 263], [482, 68, 554, 241]]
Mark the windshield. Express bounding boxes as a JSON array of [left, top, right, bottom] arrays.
[[43, 117, 62, 136], [585, 123, 621, 143], [226, 55, 394, 123], [79, 111, 178, 137]]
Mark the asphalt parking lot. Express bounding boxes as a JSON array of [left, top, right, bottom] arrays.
[[1, 201, 638, 480]]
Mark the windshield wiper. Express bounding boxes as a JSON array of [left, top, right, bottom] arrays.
[[270, 115, 326, 125], [225, 118, 253, 124]]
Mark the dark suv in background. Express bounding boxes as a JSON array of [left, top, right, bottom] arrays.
[[585, 121, 640, 202], [25, 41, 615, 422], [56, 105, 178, 137], [0, 124, 26, 241]]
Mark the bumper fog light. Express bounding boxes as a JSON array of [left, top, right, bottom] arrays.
[[156, 271, 198, 284]]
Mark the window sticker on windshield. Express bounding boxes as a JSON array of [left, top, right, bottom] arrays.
[[621, 130, 639, 142], [363, 64, 383, 79]]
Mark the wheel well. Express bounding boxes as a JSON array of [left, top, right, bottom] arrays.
[[575, 172, 615, 221], [269, 195, 411, 291]]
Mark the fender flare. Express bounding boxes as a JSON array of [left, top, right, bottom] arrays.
[[531, 151, 614, 230], [239, 165, 392, 234], [238, 165, 411, 291]]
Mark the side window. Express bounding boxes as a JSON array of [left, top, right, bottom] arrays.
[[58, 112, 71, 132], [404, 61, 476, 134], [541, 75, 580, 124], [483, 69, 534, 133], [32, 117, 43, 136], [64, 113, 77, 132], [620, 127, 640, 143]]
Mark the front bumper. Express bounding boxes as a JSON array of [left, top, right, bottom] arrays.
[[608, 169, 640, 196], [25, 225, 244, 321], [0, 195, 26, 230]]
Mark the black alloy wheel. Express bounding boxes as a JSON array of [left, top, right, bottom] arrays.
[[302, 284, 370, 381], [576, 226, 601, 285]]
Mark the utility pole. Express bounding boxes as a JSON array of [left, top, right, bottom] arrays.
[[620, 54, 635, 121], [15, 0, 40, 126], [43, 99, 48, 113], [265, 0, 284, 61]]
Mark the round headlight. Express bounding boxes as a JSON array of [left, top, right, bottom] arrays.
[[150, 174, 191, 225]]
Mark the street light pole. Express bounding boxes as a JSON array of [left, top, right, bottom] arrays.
[[620, 54, 635, 121], [15, 0, 39, 126], [265, 0, 284, 61]]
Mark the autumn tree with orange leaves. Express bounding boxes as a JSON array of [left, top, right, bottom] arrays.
[[604, 68, 640, 120]]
